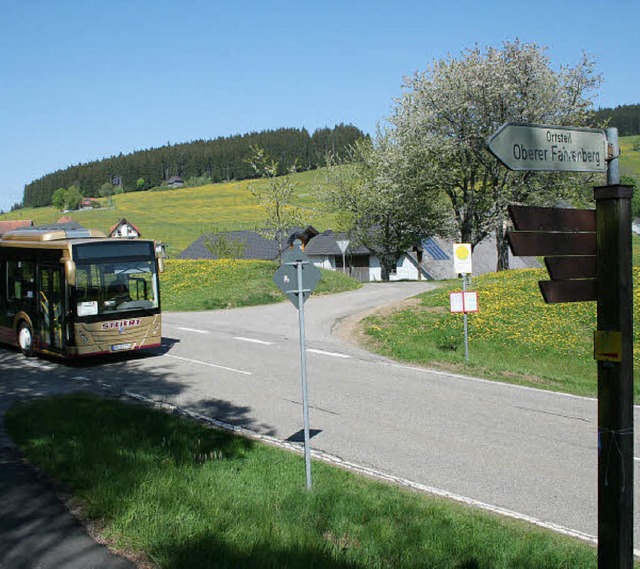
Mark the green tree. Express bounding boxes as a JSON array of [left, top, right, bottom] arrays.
[[99, 182, 114, 205], [52, 188, 67, 211], [51, 186, 83, 211], [389, 40, 602, 270], [204, 231, 247, 259], [66, 185, 83, 210], [247, 145, 304, 262]]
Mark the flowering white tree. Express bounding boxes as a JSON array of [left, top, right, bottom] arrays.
[[323, 136, 452, 281], [389, 40, 602, 269]]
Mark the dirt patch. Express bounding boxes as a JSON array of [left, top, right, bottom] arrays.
[[332, 297, 423, 349]]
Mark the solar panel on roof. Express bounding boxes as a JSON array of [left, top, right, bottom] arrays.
[[423, 237, 449, 260]]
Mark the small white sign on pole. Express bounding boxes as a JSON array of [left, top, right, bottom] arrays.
[[450, 292, 464, 313], [453, 243, 472, 274], [449, 291, 479, 313]]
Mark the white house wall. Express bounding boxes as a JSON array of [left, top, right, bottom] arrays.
[[307, 255, 335, 270], [308, 253, 421, 282], [369, 255, 420, 281]]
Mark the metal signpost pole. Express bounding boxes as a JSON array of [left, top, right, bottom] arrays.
[[462, 273, 469, 361], [273, 240, 321, 491], [454, 244, 472, 362], [296, 259, 313, 491]]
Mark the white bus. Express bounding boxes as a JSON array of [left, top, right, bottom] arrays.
[[0, 226, 162, 358]]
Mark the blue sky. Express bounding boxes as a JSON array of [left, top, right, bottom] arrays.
[[1, 0, 637, 211]]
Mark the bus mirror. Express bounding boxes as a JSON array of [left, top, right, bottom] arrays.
[[155, 242, 166, 273], [64, 259, 76, 284]]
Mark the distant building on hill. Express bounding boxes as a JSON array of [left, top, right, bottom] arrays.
[[109, 218, 141, 239], [165, 176, 184, 188], [80, 198, 100, 210]]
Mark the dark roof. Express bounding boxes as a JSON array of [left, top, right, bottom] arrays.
[[178, 228, 306, 261], [18, 221, 86, 232], [179, 227, 374, 261], [304, 230, 370, 256]]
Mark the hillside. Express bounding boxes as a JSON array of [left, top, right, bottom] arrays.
[[620, 134, 640, 180], [22, 124, 366, 208], [2, 136, 639, 257], [1, 168, 337, 257]]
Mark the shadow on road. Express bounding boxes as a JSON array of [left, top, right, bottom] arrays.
[[0, 337, 280, 567]]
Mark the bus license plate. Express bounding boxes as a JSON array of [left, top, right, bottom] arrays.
[[111, 343, 133, 352]]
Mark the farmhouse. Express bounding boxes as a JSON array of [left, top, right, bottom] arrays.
[[165, 176, 184, 188], [179, 227, 540, 281], [80, 198, 100, 210], [109, 218, 142, 239]]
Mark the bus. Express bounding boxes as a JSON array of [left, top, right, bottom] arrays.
[[0, 226, 162, 358]]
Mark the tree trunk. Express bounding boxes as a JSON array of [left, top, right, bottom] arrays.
[[378, 252, 397, 282], [495, 220, 510, 271]]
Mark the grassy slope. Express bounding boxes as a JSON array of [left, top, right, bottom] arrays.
[[161, 259, 360, 311], [362, 267, 640, 399], [620, 135, 640, 180], [1, 169, 336, 256]]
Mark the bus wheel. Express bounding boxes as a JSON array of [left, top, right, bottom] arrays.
[[17, 322, 35, 357]]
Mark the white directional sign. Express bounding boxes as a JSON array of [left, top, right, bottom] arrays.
[[487, 122, 607, 172]]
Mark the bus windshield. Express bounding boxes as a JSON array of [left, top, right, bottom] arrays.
[[75, 259, 159, 317]]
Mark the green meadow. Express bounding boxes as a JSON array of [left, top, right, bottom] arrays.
[[361, 267, 640, 400], [1, 169, 335, 256], [620, 135, 640, 180]]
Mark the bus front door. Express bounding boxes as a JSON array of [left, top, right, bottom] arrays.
[[38, 266, 65, 353]]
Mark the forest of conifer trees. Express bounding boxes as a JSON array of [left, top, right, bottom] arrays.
[[22, 124, 367, 208], [591, 103, 640, 136]]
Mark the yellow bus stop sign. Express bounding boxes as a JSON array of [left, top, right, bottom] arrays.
[[453, 243, 472, 274]]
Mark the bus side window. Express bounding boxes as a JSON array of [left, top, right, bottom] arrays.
[[7, 261, 21, 301], [20, 262, 35, 300]]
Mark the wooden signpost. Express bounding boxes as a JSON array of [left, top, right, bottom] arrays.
[[490, 123, 634, 569]]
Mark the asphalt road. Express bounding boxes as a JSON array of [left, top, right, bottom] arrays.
[[1, 281, 639, 550]]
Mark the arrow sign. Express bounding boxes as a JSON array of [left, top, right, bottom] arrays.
[[487, 122, 607, 172], [506, 204, 597, 303]]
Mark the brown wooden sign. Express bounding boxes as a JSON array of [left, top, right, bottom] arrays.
[[507, 205, 597, 303], [544, 256, 596, 280], [507, 231, 595, 257], [509, 205, 596, 232], [539, 279, 597, 304]]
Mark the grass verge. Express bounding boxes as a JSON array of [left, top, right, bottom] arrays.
[[6, 393, 597, 569], [360, 268, 640, 400]]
